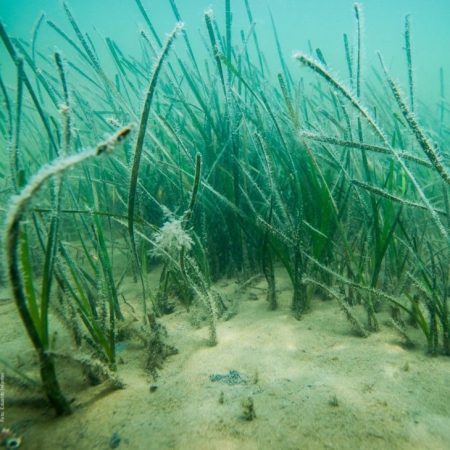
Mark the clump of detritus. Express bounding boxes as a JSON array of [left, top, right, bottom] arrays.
[[150, 214, 195, 315], [241, 396, 256, 421], [151, 212, 220, 346], [146, 313, 178, 380], [151, 217, 193, 258]]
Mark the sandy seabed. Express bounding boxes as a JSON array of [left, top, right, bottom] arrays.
[[1, 271, 449, 450]]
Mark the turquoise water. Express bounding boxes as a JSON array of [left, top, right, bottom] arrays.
[[2, 0, 449, 103]]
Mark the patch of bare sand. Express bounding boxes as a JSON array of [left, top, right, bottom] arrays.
[[1, 275, 450, 450]]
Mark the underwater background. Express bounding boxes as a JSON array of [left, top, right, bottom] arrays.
[[2, 0, 450, 103]]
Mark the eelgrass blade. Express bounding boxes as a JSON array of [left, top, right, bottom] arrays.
[[269, 9, 292, 92], [295, 52, 449, 242], [135, 0, 162, 48], [18, 226, 39, 326], [168, 0, 201, 76], [354, 3, 363, 98], [379, 53, 450, 186], [294, 53, 384, 140], [0, 21, 58, 157], [301, 131, 432, 168], [12, 38, 60, 108], [4, 126, 131, 415], [54, 52, 71, 155], [404, 15, 415, 112], [0, 72, 12, 139], [204, 10, 226, 97], [343, 33, 353, 88], [243, 0, 265, 76], [225, 0, 232, 79], [39, 212, 59, 348], [11, 58, 24, 191], [127, 23, 181, 314]]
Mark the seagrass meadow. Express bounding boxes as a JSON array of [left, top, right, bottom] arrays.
[[0, 0, 449, 449]]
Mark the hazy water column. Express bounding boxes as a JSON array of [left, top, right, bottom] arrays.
[[1, 0, 449, 102]]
